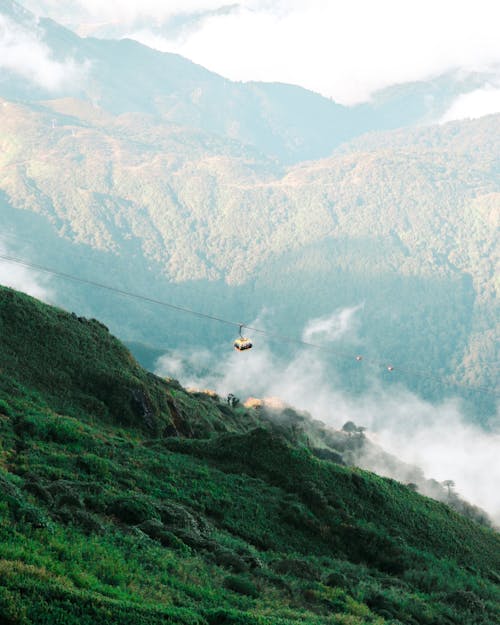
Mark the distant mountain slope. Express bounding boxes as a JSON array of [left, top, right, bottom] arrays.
[[1, 1, 498, 415], [2, 0, 498, 164], [1, 95, 498, 413], [0, 286, 499, 624]]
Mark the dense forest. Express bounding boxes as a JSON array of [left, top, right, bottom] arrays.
[[1, 101, 498, 417]]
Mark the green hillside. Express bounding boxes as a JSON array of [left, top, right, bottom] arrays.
[[0, 286, 499, 624]]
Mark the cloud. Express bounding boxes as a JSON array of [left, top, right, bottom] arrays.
[[302, 304, 362, 343], [155, 308, 500, 523], [0, 13, 88, 91], [27, 0, 500, 105], [0, 240, 53, 302], [365, 399, 500, 524], [440, 83, 500, 122], [22, 0, 237, 26], [171, 0, 500, 104]]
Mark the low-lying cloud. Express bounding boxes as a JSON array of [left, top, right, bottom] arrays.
[[0, 240, 53, 302], [0, 13, 88, 91], [155, 307, 500, 524], [25, 0, 500, 105], [441, 83, 500, 122], [302, 304, 363, 343]]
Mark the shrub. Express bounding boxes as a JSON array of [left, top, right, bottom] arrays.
[[272, 558, 320, 580], [445, 589, 485, 613], [224, 575, 259, 598], [211, 546, 248, 573], [108, 495, 159, 525], [71, 509, 106, 534], [0, 399, 13, 417], [16, 503, 50, 528], [0, 587, 28, 625], [205, 609, 260, 625], [324, 570, 350, 589]]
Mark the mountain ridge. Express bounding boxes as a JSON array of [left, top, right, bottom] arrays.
[[3, 0, 499, 163]]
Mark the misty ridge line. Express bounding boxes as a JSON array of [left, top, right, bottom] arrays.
[[16, 0, 500, 117], [1, 0, 500, 128]]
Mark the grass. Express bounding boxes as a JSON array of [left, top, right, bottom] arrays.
[[0, 285, 499, 624]]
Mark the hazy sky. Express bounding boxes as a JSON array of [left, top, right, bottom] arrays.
[[20, 0, 500, 108]]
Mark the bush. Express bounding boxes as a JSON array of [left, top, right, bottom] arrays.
[[16, 503, 50, 528], [71, 509, 106, 534], [224, 575, 259, 598], [205, 609, 260, 625], [211, 546, 248, 572], [324, 570, 350, 589], [445, 589, 485, 613], [272, 558, 320, 580], [0, 399, 13, 417], [0, 587, 28, 625], [108, 495, 159, 525]]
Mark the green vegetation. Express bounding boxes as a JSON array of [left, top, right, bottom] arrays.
[[0, 286, 499, 624], [1, 97, 498, 417]]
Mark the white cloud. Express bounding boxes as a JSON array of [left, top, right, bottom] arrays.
[[155, 309, 500, 524], [302, 304, 362, 343], [440, 84, 500, 122], [19, 1, 500, 104], [366, 399, 500, 524], [0, 241, 53, 302], [0, 13, 88, 91], [22, 0, 236, 25]]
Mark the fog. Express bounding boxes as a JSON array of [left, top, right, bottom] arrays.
[[0, 13, 88, 91], [0, 240, 53, 302], [441, 82, 500, 122], [156, 307, 500, 524], [20, 0, 500, 107]]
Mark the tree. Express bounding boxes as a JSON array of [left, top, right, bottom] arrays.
[[442, 480, 455, 499], [227, 393, 240, 408], [342, 421, 366, 436]]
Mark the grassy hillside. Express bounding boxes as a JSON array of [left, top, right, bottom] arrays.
[[0, 286, 499, 624]]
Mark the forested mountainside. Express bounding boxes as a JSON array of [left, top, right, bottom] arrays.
[[0, 286, 499, 625], [1, 95, 498, 416], [1, 0, 498, 416]]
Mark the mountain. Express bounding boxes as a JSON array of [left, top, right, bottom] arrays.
[[2, 0, 497, 164], [0, 0, 498, 418], [0, 285, 499, 624], [1, 95, 498, 417]]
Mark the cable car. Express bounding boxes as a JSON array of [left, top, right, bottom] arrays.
[[234, 325, 252, 351]]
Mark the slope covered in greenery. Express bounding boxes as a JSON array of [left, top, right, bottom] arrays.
[[1, 96, 498, 416], [0, 286, 499, 624]]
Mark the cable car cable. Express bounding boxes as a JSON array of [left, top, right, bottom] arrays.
[[0, 233, 499, 370], [0, 252, 498, 398]]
